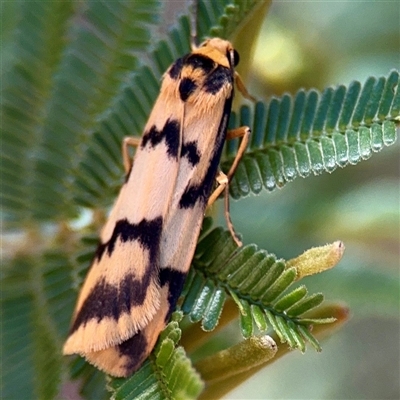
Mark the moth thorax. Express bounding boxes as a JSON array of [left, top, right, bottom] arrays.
[[201, 38, 233, 54], [198, 38, 236, 69]]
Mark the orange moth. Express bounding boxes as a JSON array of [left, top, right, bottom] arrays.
[[63, 28, 253, 377]]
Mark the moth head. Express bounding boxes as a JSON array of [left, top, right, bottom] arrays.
[[198, 38, 239, 70]]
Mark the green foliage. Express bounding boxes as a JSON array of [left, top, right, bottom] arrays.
[[1, 0, 160, 222], [108, 313, 203, 400], [182, 222, 333, 353], [1, 0, 398, 399], [222, 70, 399, 197]]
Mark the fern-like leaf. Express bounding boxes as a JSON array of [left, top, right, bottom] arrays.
[[1, 1, 75, 222], [1, 250, 73, 399], [223, 70, 399, 197], [1, 1, 160, 221], [181, 221, 333, 353]]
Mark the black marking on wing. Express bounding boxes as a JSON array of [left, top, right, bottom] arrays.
[[179, 95, 234, 209], [204, 64, 233, 95], [181, 141, 201, 167], [163, 120, 181, 159], [159, 267, 187, 321], [69, 271, 153, 334], [118, 331, 148, 375], [169, 56, 185, 79], [95, 217, 163, 264], [112, 268, 186, 376], [178, 185, 202, 209], [69, 217, 163, 334], [179, 77, 197, 101], [185, 53, 215, 74], [141, 119, 180, 159]]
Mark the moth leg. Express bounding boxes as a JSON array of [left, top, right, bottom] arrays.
[[122, 137, 141, 175], [225, 126, 251, 181], [207, 170, 242, 247], [224, 176, 242, 247], [207, 126, 251, 247], [235, 72, 256, 102], [207, 125, 250, 205], [207, 170, 229, 208]]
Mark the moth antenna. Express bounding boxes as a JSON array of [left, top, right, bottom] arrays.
[[190, 0, 198, 50]]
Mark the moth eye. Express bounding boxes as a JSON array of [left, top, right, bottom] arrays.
[[233, 49, 240, 67]]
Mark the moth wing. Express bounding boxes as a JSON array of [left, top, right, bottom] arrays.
[[64, 43, 236, 374], [81, 284, 171, 377], [101, 69, 236, 373], [96, 60, 237, 373], [63, 230, 162, 354], [64, 75, 184, 355], [160, 63, 234, 279], [71, 74, 233, 374]]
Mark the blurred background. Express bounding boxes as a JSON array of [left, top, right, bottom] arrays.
[[1, 1, 398, 399], [218, 1, 399, 399]]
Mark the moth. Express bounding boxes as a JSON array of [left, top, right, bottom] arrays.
[[63, 32, 253, 377]]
